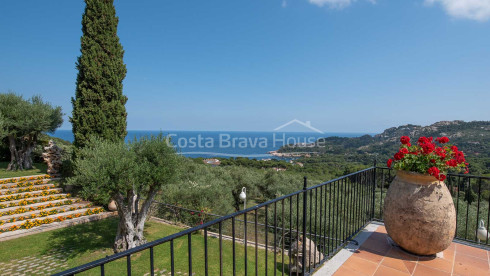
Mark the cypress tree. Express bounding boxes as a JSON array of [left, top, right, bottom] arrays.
[[71, 0, 128, 149]]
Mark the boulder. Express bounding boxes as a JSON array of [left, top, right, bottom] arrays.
[[290, 235, 324, 274]]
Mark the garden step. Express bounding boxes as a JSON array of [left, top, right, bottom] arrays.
[[0, 211, 116, 242], [0, 198, 82, 216], [0, 174, 49, 181], [0, 183, 56, 195], [0, 178, 55, 189], [0, 188, 63, 202], [0, 175, 54, 184], [0, 202, 91, 222], [0, 193, 71, 208], [0, 207, 106, 230]]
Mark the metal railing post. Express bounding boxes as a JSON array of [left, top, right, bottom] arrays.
[[371, 160, 377, 220], [302, 176, 308, 275]]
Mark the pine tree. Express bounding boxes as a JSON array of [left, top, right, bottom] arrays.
[[71, 0, 128, 149]]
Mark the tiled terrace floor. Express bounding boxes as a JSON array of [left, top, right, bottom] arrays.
[[329, 225, 490, 276]]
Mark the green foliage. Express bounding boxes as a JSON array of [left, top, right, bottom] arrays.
[[0, 218, 286, 275], [67, 134, 179, 205], [161, 160, 240, 215], [278, 120, 490, 176], [67, 137, 134, 204], [0, 93, 63, 170], [0, 162, 47, 178], [161, 160, 311, 216], [0, 113, 7, 140], [71, 0, 128, 149], [464, 187, 478, 205]]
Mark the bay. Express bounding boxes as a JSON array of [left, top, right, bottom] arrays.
[[51, 130, 369, 159]]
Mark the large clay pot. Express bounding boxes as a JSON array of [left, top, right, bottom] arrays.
[[108, 200, 117, 211], [383, 170, 456, 255]]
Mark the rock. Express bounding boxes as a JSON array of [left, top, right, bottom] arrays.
[[289, 235, 324, 274], [42, 140, 63, 177]]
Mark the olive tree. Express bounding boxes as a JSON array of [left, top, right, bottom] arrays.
[[67, 134, 180, 252], [0, 93, 63, 170], [0, 114, 6, 141]]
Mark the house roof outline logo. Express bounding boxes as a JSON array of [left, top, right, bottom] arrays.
[[273, 119, 324, 134]]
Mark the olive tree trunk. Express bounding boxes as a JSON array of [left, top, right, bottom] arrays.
[[7, 135, 23, 171], [6, 135, 36, 171], [113, 187, 157, 253]]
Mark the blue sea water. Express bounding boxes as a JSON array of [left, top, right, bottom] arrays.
[[52, 130, 369, 159]]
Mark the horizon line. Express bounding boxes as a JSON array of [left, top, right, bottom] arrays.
[[55, 129, 376, 134]]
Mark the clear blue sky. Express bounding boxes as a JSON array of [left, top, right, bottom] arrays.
[[1, 0, 489, 133]]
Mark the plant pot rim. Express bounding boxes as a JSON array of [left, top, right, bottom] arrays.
[[395, 170, 442, 186]]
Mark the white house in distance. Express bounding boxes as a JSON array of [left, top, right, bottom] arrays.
[[203, 158, 221, 167]]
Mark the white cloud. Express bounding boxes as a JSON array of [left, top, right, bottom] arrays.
[[308, 0, 375, 9], [425, 0, 490, 21], [282, 0, 288, 8]]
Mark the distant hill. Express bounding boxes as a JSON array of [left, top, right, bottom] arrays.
[[278, 120, 490, 174]]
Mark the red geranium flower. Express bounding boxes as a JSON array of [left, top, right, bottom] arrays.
[[436, 137, 449, 144], [446, 159, 457, 167], [400, 136, 410, 145], [388, 135, 468, 181], [418, 137, 429, 144], [421, 143, 435, 154], [427, 166, 440, 177], [394, 152, 404, 160], [454, 151, 465, 164], [435, 147, 446, 158]]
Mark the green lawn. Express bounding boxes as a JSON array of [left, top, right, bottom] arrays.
[[0, 162, 47, 179], [0, 217, 289, 275]]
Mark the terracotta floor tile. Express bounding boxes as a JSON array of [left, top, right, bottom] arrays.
[[369, 232, 389, 243], [373, 265, 410, 276], [343, 255, 379, 276], [376, 226, 387, 234], [381, 249, 412, 273], [417, 255, 453, 273], [327, 226, 490, 276], [453, 262, 490, 276], [388, 246, 419, 262], [360, 237, 392, 255], [440, 247, 455, 262], [352, 248, 385, 264], [404, 260, 417, 274], [333, 265, 367, 276], [456, 243, 489, 260], [454, 251, 490, 272], [445, 243, 456, 252], [412, 263, 451, 276]]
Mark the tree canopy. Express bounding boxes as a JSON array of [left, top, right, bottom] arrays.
[[0, 93, 63, 170], [71, 0, 128, 149], [67, 134, 180, 252]]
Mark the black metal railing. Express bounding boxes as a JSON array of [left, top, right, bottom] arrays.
[[53, 166, 489, 276], [54, 167, 377, 276]]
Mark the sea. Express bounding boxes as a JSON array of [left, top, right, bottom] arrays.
[[52, 130, 369, 159]]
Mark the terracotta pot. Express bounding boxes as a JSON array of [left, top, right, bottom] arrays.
[[383, 170, 456, 255], [108, 200, 117, 211]]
